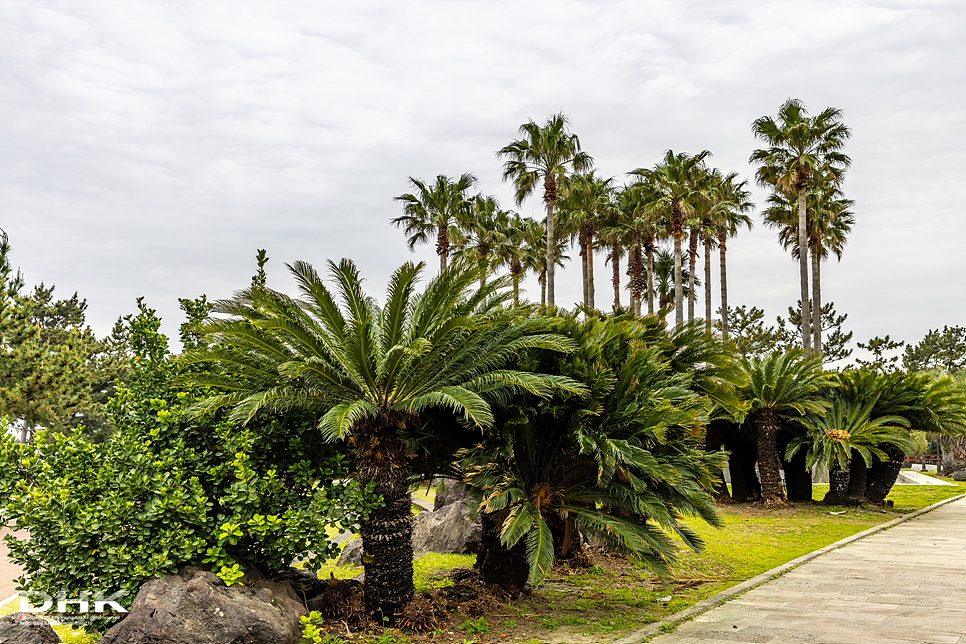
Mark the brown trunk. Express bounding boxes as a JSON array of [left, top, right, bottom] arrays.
[[754, 410, 786, 506], [704, 236, 712, 333], [718, 233, 729, 340], [353, 417, 414, 620], [847, 454, 867, 504], [437, 224, 449, 274], [539, 269, 546, 307], [645, 233, 655, 316], [579, 227, 589, 307], [628, 233, 643, 316], [865, 443, 904, 505], [797, 185, 811, 352], [672, 202, 684, 329], [811, 241, 822, 358], [611, 243, 621, 311], [477, 511, 529, 597], [687, 227, 698, 322], [784, 445, 813, 503], [823, 462, 850, 505], [544, 177, 556, 308], [586, 227, 595, 310], [511, 259, 522, 306], [726, 433, 761, 502]]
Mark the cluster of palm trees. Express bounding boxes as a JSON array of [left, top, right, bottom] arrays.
[[392, 103, 854, 363]]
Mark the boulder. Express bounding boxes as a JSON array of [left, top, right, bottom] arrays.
[[98, 567, 306, 644], [336, 540, 364, 567], [952, 469, 966, 481], [433, 480, 467, 511], [272, 568, 326, 604], [0, 613, 60, 644], [412, 501, 481, 555]]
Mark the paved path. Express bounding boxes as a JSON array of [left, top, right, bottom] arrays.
[[648, 497, 966, 644], [0, 527, 26, 602]]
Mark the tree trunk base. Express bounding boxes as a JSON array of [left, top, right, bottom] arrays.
[[476, 512, 529, 598]]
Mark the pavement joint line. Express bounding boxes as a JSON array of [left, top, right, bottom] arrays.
[[612, 492, 966, 644]]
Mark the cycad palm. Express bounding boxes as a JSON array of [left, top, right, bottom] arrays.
[[179, 259, 580, 618], [750, 99, 852, 354], [392, 173, 477, 274], [737, 349, 832, 506], [498, 113, 593, 307]]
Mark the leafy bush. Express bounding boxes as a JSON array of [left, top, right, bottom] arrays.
[[0, 298, 378, 631]]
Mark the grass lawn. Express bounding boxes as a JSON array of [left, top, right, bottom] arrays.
[[3, 477, 963, 644]]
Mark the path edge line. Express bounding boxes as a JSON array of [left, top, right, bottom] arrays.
[[613, 492, 966, 644]]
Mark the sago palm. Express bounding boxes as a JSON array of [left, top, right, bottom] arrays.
[[736, 349, 833, 507], [498, 113, 593, 307], [179, 259, 581, 618]]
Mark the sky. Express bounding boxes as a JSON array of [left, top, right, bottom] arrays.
[[2, 0, 964, 367]]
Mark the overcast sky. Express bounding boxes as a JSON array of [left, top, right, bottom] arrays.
[[2, 0, 964, 366]]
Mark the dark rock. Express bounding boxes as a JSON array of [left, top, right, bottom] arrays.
[[336, 540, 364, 567], [98, 566, 306, 644], [0, 613, 61, 644], [952, 469, 966, 481], [412, 501, 481, 555], [272, 568, 326, 603], [433, 480, 467, 511]]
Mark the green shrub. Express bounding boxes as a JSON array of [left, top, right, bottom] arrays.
[[0, 298, 379, 631]]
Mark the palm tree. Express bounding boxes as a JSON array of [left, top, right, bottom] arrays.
[[787, 397, 912, 505], [632, 150, 711, 329], [615, 181, 664, 316], [762, 184, 854, 354], [455, 194, 510, 288], [179, 259, 581, 619], [736, 350, 832, 507], [498, 113, 594, 307], [707, 172, 754, 337], [492, 213, 533, 306], [652, 248, 696, 314], [595, 203, 630, 313], [750, 99, 852, 354], [391, 173, 477, 274], [557, 172, 615, 310]]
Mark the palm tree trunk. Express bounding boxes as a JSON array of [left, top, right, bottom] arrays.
[[539, 269, 546, 307], [477, 510, 529, 596], [824, 462, 850, 505], [687, 227, 698, 322], [355, 423, 415, 619], [578, 229, 588, 307], [611, 242, 621, 311], [704, 237, 712, 334], [755, 410, 786, 507], [629, 233, 643, 316], [437, 224, 448, 274], [645, 234, 655, 316], [865, 443, 905, 505], [545, 197, 555, 308], [586, 229, 595, 310], [811, 242, 822, 357], [673, 205, 684, 329], [718, 233, 729, 340], [797, 186, 811, 352]]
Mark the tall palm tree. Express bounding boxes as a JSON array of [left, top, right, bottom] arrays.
[[455, 194, 510, 288], [557, 172, 615, 310], [615, 181, 664, 316], [391, 173, 477, 274], [736, 349, 832, 507], [762, 184, 854, 354], [498, 113, 594, 307], [632, 150, 711, 329], [708, 172, 754, 337], [652, 248, 696, 314], [492, 213, 532, 306], [179, 259, 580, 619], [750, 99, 852, 354], [595, 200, 630, 312]]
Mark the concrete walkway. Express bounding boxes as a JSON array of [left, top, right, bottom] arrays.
[[645, 496, 966, 644], [0, 527, 26, 602]]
